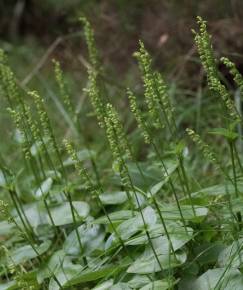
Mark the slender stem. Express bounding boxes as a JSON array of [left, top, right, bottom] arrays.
[[65, 190, 87, 265], [9, 190, 35, 244], [229, 141, 238, 198], [178, 155, 196, 215], [151, 141, 188, 233], [233, 142, 243, 174]]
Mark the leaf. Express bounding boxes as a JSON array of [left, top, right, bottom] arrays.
[[194, 242, 225, 265], [219, 197, 243, 219], [148, 161, 178, 197], [66, 261, 129, 286], [92, 279, 114, 290], [140, 280, 172, 290], [132, 191, 146, 208], [49, 260, 83, 290], [192, 181, 243, 198], [127, 235, 188, 273], [93, 210, 134, 225], [125, 161, 177, 190], [110, 283, 131, 290], [192, 268, 243, 290], [63, 223, 105, 255], [0, 170, 6, 187], [49, 201, 90, 226], [34, 177, 53, 199], [127, 249, 186, 274], [37, 250, 67, 283], [125, 222, 193, 247], [106, 207, 157, 247], [149, 180, 168, 197], [0, 281, 17, 290], [218, 239, 243, 268], [0, 221, 15, 236], [128, 275, 151, 288], [99, 191, 127, 205], [38, 250, 84, 289], [13, 202, 46, 229], [159, 204, 208, 222], [8, 240, 51, 265], [209, 128, 238, 141]]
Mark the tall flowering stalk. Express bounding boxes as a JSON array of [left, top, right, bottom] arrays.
[[63, 139, 137, 262], [0, 49, 19, 107], [53, 59, 74, 115], [193, 16, 240, 123], [128, 89, 151, 144], [80, 17, 107, 128], [221, 57, 243, 94], [30, 91, 67, 179], [128, 87, 192, 225], [134, 41, 164, 130], [80, 16, 100, 71], [104, 103, 177, 262], [186, 128, 235, 188], [134, 42, 196, 215]]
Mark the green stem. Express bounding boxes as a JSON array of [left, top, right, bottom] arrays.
[[229, 141, 238, 198]]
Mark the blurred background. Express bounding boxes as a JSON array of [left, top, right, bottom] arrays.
[[1, 0, 243, 86], [1, 0, 243, 180]]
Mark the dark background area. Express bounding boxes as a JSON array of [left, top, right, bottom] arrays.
[[1, 0, 243, 88]]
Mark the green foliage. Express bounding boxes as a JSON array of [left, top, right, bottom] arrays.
[[1, 16, 243, 290]]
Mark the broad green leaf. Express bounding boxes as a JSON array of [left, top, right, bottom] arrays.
[[63, 223, 105, 255], [93, 210, 134, 225], [209, 128, 238, 141], [194, 242, 225, 265], [92, 279, 114, 290], [66, 262, 129, 286], [0, 170, 6, 187], [34, 177, 53, 199], [99, 191, 127, 205], [219, 197, 243, 219], [132, 191, 146, 208], [14, 202, 46, 228], [8, 240, 51, 265], [178, 275, 196, 290], [49, 201, 90, 226], [192, 268, 243, 290], [127, 249, 186, 274], [149, 179, 168, 197], [159, 204, 208, 222], [128, 275, 151, 288], [127, 235, 188, 273], [110, 283, 131, 290], [218, 239, 243, 268], [99, 190, 145, 207], [0, 167, 15, 188], [107, 207, 157, 246], [126, 161, 177, 189], [49, 260, 83, 290], [125, 222, 193, 247], [140, 280, 172, 290], [37, 250, 67, 283], [0, 281, 17, 290], [192, 181, 243, 198], [0, 221, 15, 236]]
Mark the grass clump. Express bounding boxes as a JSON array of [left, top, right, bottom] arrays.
[[0, 16, 243, 290]]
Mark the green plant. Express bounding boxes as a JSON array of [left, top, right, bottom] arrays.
[[0, 16, 243, 290]]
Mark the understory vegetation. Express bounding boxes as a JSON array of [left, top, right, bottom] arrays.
[[1, 16, 243, 289]]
